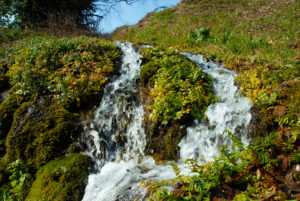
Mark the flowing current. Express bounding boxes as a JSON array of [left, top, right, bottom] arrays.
[[82, 43, 252, 201]]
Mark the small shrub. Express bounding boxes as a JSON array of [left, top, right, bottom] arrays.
[[188, 28, 211, 44]]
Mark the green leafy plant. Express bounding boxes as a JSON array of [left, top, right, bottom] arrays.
[[4, 159, 31, 201], [141, 47, 217, 123], [142, 132, 252, 200], [5, 35, 120, 107], [142, 129, 298, 200], [188, 28, 212, 44]]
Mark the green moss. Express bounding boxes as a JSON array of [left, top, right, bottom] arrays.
[[26, 154, 90, 201], [0, 96, 18, 157], [0, 90, 29, 157], [140, 62, 161, 85], [3, 96, 80, 173]]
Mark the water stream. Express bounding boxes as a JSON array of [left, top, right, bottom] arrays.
[[179, 53, 252, 163], [82, 43, 252, 201]]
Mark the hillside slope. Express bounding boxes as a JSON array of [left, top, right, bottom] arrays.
[[114, 0, 300, 200]]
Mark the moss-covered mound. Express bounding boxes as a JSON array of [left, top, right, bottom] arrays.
[[0, 33, 121, 199], [26, 154, 90, 201], [3, 96, 80, 171], [140, 47, 216, 160]]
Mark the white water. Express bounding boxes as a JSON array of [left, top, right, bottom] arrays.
[[82, 43, 252, 201], [179, 53, 252, 163]]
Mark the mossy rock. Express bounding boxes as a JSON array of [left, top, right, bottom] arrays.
[[3, 95, 81, 172], [0, 95, 18, 157], [145, 121, 186, 161], [0, 91, 29, 158], [26, 153, 90, 201], [140, 62, 161, 85]]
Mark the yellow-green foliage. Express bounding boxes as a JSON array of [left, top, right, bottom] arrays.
[[141, 47, 216, 122], [4, 35, 120, 107], [143, 132, 297, 200], [3, 159, 32, 201], [26, 154, 90, 201]]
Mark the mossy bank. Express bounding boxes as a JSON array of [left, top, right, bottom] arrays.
[[0, 32, 120, 200]]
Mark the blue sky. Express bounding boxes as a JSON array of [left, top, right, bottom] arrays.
[[98, 0, 180, 33]]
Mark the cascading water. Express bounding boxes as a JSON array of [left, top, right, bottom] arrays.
[[82, 43, 253, 201], [83, 42, 145, 169], [179, 53, 252, 163], [82, 42, 149, 201]]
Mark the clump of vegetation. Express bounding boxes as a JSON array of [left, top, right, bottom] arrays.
[[140, 47, 216, 160], [141, 46, 216, 123], [26, 154, 90, 201], [3, 35, 120, 108], [188, 27, 212, 45], [0, 28, 25, 45], [143, 131, 299, 200]]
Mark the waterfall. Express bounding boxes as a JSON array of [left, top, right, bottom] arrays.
[[179, 53, 252, 163], [82, 43, 252, 201]]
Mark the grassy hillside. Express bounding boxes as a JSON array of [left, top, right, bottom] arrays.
[[115, 0, 300, 200], [115, 0, 299, 135]]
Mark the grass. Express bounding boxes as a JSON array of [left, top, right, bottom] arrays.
[[115, 0, 299, 69]]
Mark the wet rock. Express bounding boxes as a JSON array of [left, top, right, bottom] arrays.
[[3, 96, 81, 172], [0, 89, 8, 104], [26, 154, 91, 201]]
